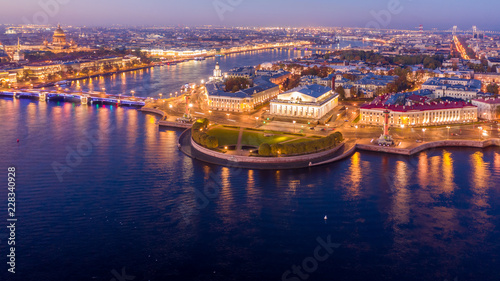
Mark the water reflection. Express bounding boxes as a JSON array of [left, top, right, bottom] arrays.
[[390, 160, 410, 225], [2, 98, 500, 281], [417, 152, 429, 188], [441, 150, 455, 194], [495, 151, 500, 170], [343, 152, 362, 199], [468, 152, 494, 237]]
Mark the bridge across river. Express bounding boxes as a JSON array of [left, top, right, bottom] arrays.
[[0, 90, 147, 106]]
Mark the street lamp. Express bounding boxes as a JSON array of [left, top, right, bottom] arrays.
[[446, 126, 451, 140], [422, 128, 427, 142], [131, 90, 135, 96], [478, 126, 483, 139], [226, 113, 230, 120], [293, 120, 296, 133], [255, 117, 259, 127]]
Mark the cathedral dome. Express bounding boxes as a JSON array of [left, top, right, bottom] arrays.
[[53, 25, 65, 37], [52, 24, 67, 46]]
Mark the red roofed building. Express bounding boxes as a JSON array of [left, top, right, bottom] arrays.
[[360, 93, 477, 127]]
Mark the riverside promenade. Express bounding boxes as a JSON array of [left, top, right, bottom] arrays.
[[177, 128, 500, 170], [140, 100, 500, 169], [178, 129, 351, 169], [138, 107, 193, 129], [355, 138, 500, 156]]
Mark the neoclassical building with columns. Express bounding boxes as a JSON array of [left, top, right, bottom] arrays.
[[269, 84, 339, 120], [360, 92, 478, 126]]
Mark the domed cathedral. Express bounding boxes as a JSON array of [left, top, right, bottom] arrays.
[[52, 24, 67, 46], [3, 24, 93, 57]]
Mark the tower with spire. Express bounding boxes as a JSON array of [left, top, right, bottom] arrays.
[[13, 38, 24, 61], [210, 62, 223, 81]]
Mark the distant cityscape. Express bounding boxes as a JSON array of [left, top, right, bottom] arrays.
[[1, 19, 500, 281]]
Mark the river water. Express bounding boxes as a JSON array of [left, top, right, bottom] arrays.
[[66, 41, 369, 98], [1, 46, 500, 281]]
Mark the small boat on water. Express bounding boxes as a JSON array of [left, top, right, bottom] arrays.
[[194, 57, 206, 61]]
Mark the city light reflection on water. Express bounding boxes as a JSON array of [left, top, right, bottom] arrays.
[[0, 98, 499, 281]]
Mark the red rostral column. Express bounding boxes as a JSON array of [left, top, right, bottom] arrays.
[[383, 109, 390, 136], [331, 76, 336, 91], [185, 94, 190, 117]]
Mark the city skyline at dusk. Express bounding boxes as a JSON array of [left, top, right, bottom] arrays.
[[1, 1, 500, 281], [2, 0, 500, 31]]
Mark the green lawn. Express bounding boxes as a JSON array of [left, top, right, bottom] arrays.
[[281, 138, 315, 145], [241, 131, 295, 146], [207, 128, 240, 146], [206, 125, 316, 147]]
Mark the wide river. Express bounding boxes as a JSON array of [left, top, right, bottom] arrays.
[[67, 41, 369, 97], [1, 47, 500, 281]]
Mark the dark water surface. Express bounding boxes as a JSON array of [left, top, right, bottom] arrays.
[[1, 98, 499, 281]]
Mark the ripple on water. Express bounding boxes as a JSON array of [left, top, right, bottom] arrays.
[[1, 99, 500, 281]]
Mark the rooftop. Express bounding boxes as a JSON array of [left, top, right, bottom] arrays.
[[423, 77, 482, 90], [472, 97, 500, 104], [281, 84, 332, 99], [362, 90, 476, 112]]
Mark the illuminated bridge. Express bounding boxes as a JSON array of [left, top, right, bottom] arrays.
[[0, 90, 147, 106]]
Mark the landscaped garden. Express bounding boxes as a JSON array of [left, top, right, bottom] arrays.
[[191, 119, 343, 157], [207, 125, 318, 147]]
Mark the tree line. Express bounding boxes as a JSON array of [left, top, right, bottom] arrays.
[[192, 118, 218, 149], [336, 50, 446, 70]]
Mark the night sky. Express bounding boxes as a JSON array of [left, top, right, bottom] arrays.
[[1, 0, 499, 31]]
